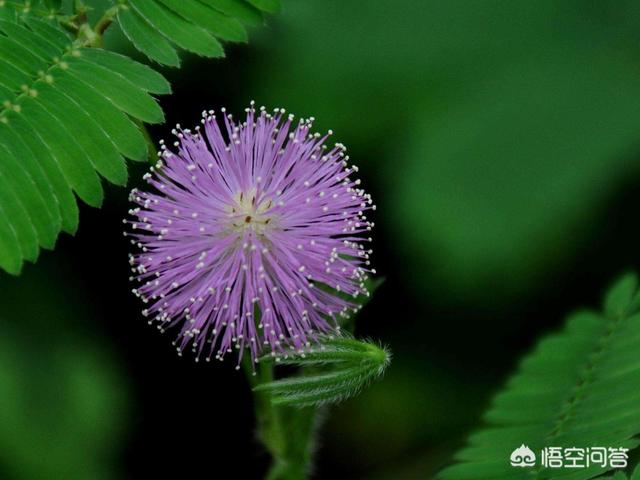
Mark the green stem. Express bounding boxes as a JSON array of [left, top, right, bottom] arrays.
[[248, 362, 286, 460], [93, 5, 120, 38], [54, 0, 120, 47], [246, 361, 321, 480]]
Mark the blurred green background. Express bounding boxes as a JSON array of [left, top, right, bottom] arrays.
[[5, 0, 640, 478]]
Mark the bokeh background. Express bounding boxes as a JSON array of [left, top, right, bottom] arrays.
[[4, 0, 640, 478]]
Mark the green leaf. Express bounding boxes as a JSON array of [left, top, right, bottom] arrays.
[[128, 0, 224, 57], [0, 200, 22, 273], [0, 122, 62, 236], [0, 60, 29, 91], [201, 0, 264, 26], [35, 83, 128, 186], [117, 0, 276, 64], [0, 32, 45, 74], [65, 56, 164, 123], [6, 112, 79, 235], [0, 14, 168, 273], [158, 0, 248, 42], [0, 1, 279, 273], [0, 19, 59, 60], [0, 158, 38, 263], [246, 0, 281, 14], [117, 6, 181, 67], [75, 48, 171, 95], [604, 273, 640, 319], [22, 16, 71, 50], [0, 126, 58, 249], [54, 69, 148, 162], [255, 336, 391, 407], [17, 100, 104, 208], [439, 273, 640, 480]]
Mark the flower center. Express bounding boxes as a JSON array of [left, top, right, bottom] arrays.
[[226, 188, 275, 235]]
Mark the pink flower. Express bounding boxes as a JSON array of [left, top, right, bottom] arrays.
[[127, 105, 375, 365]]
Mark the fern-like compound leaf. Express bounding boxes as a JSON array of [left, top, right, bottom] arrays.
[[0, 0, 281, 274], [0, 9, 167, 274], [201, 0, 264, 27], [439, 273, 640, 480], [255, 336, 391, 408], [118, 5, 182, 67], [116, 0, 280, 66], [157, 0, 247, 42]]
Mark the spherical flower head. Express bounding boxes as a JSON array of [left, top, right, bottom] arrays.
[[126, 104, 375, 365]]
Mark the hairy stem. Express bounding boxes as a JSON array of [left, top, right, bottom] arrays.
[[248, 363, 286, 467], [62, 1, 119, 47], [247, 361, 321, 480], [93, 5, 121, 38]]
